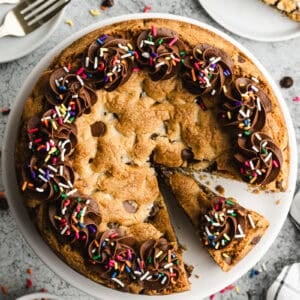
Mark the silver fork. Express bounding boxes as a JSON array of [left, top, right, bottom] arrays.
[[0, 0, 71, 38]]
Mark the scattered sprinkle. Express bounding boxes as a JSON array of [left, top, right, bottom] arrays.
[[26, 278, 33, 289], [27, 268, 33, 275], [261, 263, 267, 271], [249, 268, 260, 278], [275, 199, 281, 205], [65, 19, 73, 26], [293, 96, 300, 102], [143, 5, 152, 12], [89, 9, 100, 16], [1, 286, 7, 295]]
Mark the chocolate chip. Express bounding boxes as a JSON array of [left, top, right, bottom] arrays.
[[113, 113, 119, 120], [181, 149, 194, 161], [204, 161, 218, 172], [237, 54, 246, 63], [107, 222, 120, 229], [123, 200, 138, 213], [101, 0, 114, 8], [250, 235, 261, 245], [0, 192, 8, 210], [90, 121, 106, 137], [149, 202, 160, 217], [184, 264, 194, 278], [150, 133, 159, 140], [276, 179, 284, 192], [280, 76, 293, 88]]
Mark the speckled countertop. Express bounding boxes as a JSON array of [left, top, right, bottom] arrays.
[[0, 0, 299, 299]]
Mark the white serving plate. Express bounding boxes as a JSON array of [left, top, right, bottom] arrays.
[[2, 13, 297, 300], [199, 0, 300, 42], [0, 4, 64, 63], [17, 292, 60, 300]]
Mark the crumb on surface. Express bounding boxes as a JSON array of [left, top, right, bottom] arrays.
[[89, 9, 101, 16], [65, 19, 74, 26], [215, 184, 225, 195], [184, 264, 194, 278]]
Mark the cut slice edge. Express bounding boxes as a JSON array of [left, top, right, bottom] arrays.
[[164, 170, 270, 272]]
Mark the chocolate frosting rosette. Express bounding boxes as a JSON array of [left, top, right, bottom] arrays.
[[21, 157, 75, 201], [136, 26, 186, 81], [220, 77, 272, 136], [22, 113, 78, 199], [83, 35, 136, 91], [45, 67, 97, 116], [138, 238, 180, 290], [49, 196, 101, 247], [201, 197, 249, 250], [182, 43, 233, 95], [88, 229, 137, 287], [234, 132, 283, 185]]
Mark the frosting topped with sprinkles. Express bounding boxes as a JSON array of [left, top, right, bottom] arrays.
[[235, 132, 283, 184], [83, 35, 136, 91], [136, 27, 186, 81], [182, 44, 233, 96], [201, 197, 255, 250], [87, 229, 180, 290]]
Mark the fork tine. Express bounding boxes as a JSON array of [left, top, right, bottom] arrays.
[[21, 0, 47, 15], [23, 0, 58, 21], [27, 0, 70, 27]]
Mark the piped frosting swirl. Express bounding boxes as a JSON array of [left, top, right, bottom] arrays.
[[234, 132, 283, 185], [201, 197, 254, 250], [182, 44, 233, 95], [83, 35, 136, 91], [49, 196, 101, 247], [136, 27, 186, 81]]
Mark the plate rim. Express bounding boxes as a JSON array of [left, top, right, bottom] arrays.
[[2, 12, 298, 299], [199, 0, 300, 42], [0, 9, 64, 64]]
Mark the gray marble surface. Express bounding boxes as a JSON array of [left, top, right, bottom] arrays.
[[0, 0, 299, 299]]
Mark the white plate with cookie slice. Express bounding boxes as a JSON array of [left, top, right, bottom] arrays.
[[199, 0, 300, 42], [2, 13, 297, 300]]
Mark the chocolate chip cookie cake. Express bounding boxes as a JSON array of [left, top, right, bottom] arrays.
[[15, 18, 289, 295]]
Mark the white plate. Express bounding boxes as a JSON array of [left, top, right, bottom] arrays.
[[2, 13, 297, 300], [199, 0, 300, 42], [0, 4, 64, 63], [17, 292, 60, 300]]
